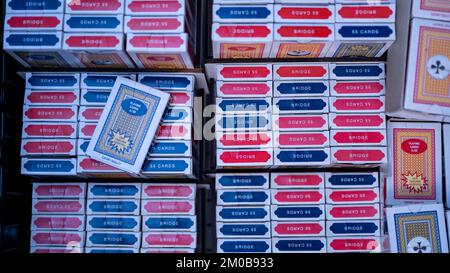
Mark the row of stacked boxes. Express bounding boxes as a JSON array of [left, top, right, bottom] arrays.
[[4, 0, 195, 69], [215, 62, 387, 168], [30, 182, 197, 253], [215, 172, 382, 253], [21, 72, 196, 178], [212, 0, 396, 59]]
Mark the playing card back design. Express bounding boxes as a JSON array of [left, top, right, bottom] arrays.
[[394, 211, 442, 253], [393, 128, 436, 201], [93, 84, 160, 165], [411, 26, 450, 107], [420, 0, 450, 13], [220, 43, 266, 59], [332, 43, 385, 58], [276, 43, 325, 58]]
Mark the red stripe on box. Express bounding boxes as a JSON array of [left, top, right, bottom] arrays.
[[277, 26, 332, 38], [68, 0, 122, 11], [338, 6, 393, 19], [7, 16, 61, 28], [216, 25, 271, 38], [65, 35, 120, 48], [220, 66, 271, 79], [129, 36, 184, 48], [278, 7, 332, 20], [23, 141, 74, 153], [220, 150, 271, 163], [333, 149, 386, 162], [276, 66, 327, 78]]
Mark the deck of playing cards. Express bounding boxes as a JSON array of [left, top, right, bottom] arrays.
[[87, 76, 169, 174], [386, 121, 443, 205], [386, 204, 449, 253]]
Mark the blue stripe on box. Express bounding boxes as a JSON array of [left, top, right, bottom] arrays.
[[142, 159, 189, 172], [218, 99, 270, 113], [144, 217, 195, 230], [332, 65, 383, 78], [220, 223, 269, 237], [329, 222, 379, 235], [89, 185, 139, 198], [277, 150, 328, 163], [276, 82, 328, 96], [140, 76, 192, 90], [83, 91, 110, 104], [219, 207, 269, 221], [83, 76, 118, 88], [8, 0, 62, 11], [163, 108, 189, 122], [6, 33, 60, 46], [274, 206, 324, 219], [338, 25, 393, 38], [276, 99, 327, 112], [23, 159, 75, 172], [275, 239, 325, 252], [28, 75, 78, 88], [66, 16, 120, 29], [88, 217, 139, 230], [88, 233, 138, 246], [149, 142, 189, 156], [216, 6, 271, 19], [219, 241, 270, 253], [219, 191, 269, 204], [88, 201, 138, 213], [218, 175, 268, 187], [328, 174, 377, 187]]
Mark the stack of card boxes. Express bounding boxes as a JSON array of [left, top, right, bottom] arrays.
[[3, 0, 75, 68], [85, 183, 141, 253], [325, 172, 381, 253], [273, 63, 331, 168], [216, 174, 272, 253], [272, 2, 335, 58], [386, 0, 449, 122], [271, 173, 327, 253], [21, 73, 79, 176], [140, 183, 197, 253], [212, 1, 274, 59], [77, 73, 138, 178], [211, 1, 395, 59], [328, 63, 387, 166], [63, 0, 134, 68], [139, 74, 195, 178], [125, 0, 194, 69], [215, 64, 274, 169], [30, 183, 86, 253], [329, 0, 396, 58]]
